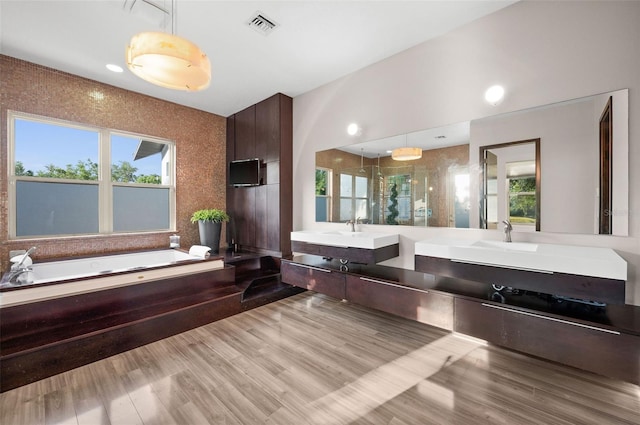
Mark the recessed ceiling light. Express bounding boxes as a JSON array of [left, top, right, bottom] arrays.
[[347, 123, 361, 136], [484, 84, 505, 105], [106, 64, 123, 73]]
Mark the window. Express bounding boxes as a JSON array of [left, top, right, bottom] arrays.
[[339, 173, 368, 222], [508, 176, 537, 226], [9, 112, 175, 238], [315, 167, 332, 222]]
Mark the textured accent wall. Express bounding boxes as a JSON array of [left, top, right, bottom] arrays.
[[0, 55, 227, 272]]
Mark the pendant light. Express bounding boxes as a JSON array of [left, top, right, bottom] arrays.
[[359, 148, 366, 173], [377, 153, 383, 180], [392, 134, 422, 161], [126, 0, 211, 91]]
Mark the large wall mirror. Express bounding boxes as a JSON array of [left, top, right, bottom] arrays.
[[315, 89, 628, 236]]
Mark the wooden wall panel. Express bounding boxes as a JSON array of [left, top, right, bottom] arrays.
[[235, 105, 256, 160], [227, 93, 292, 256], [256, 94, 281, 163], [255, 185, 268, 249]]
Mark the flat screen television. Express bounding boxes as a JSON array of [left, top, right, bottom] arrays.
[[229, 158, 261, 186]]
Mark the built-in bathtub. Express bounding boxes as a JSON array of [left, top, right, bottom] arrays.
[[0, 249, 225, 308], [0, 248, 239, 392]]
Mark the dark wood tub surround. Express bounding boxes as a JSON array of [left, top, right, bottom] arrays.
[[0, 253, 301, 392], [415, 254, 626, 305], [291, 240, 400, 265], [282, 255, 640, 385]]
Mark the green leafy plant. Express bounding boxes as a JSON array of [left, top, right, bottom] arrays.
[[190, 209, 230, 223], [386, 183, 399, 225]]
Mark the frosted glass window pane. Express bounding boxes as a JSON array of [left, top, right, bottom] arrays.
[[316, 197, 328, 222], [355, 176, 368, 198], [113, 186, 170, 231], [355, 199, 368, 219], [340, 174, 353, 197], [398, 198, 411, 220], [16, 181, 98, 236], [487, 195, 498, 223], [340, 199, 353, 221]]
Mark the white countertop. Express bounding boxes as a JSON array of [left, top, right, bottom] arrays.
[[415, 238, 627, 281]]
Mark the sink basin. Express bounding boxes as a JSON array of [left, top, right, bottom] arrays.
[[291, 230, 399, 249], [472, 240, 538, 252], [415, 237, 626, 281]]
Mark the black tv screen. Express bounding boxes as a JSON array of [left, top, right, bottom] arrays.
[[229, 158, 260, 186]]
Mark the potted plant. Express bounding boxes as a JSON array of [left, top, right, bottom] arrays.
[[190, 208, 230, 254]]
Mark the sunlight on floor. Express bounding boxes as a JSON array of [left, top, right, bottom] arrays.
[[303, 333, 482, 424]]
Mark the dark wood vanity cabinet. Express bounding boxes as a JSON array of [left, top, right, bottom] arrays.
[[415, 255, 626, 305], [281, 261, 346, 300], [454, 298, 640, 384], [345, 275, 453, 331], [282, 256, 640, 385]]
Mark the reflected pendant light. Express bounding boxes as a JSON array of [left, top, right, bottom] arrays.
[[392, 135, 422, 161], [359, 148, 366, 173], [126, 0, 211, 91]]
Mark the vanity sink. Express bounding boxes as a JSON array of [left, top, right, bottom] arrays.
[[414, 237, 627, 304], [415, 237, 626, 280], [291, 230, 399, 249], [291, 230, 399, 264], [471, 240, 539, 252]]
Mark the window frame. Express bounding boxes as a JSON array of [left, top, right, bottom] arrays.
[[315, 167, 332, 222], [7, 110, 176, 239], [339, 173, 369, 222]]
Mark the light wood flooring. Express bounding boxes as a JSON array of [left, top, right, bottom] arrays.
[[1, 292, 639, 425]]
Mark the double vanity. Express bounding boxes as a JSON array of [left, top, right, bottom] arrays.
[[285, 230, 638, 385]]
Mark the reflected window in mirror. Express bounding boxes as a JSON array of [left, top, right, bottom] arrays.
[[507, 162, 537, 230], [480, 139, 540, 232], [339, 173, 369, 222], [449, 167, 470, 228], [315, 167, 332, 222]]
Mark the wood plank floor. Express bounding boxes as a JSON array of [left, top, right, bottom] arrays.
[[1, 292, 638, 425]]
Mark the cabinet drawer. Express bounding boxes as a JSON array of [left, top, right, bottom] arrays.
[[455, 298, 640, 384], [281, 261, 345, 300], [346, 275, 453, 331]]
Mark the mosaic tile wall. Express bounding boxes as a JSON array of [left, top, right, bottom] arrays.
[[0, 55, 227, 272]]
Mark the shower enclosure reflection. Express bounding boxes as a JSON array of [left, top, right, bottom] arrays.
[[316, 143, 470, 227]]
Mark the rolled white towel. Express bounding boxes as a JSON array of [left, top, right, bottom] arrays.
[[189, 245, 212, 258]]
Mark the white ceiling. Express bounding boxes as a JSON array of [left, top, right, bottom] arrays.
[[0, 0, 515, 117]]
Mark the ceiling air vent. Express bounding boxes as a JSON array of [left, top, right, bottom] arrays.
[[247, 12, 278, 36]]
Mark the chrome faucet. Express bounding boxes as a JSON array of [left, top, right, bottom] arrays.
[[346, 219, 355, 232], [7, 267, 33, 284], [502, 220, 513, 242]]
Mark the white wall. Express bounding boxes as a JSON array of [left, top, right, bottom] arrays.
[[469, 97, 598, 234], [292, 1, 640, 305]]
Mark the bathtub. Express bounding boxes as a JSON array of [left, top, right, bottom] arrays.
[[0, 249, 225, 307]]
